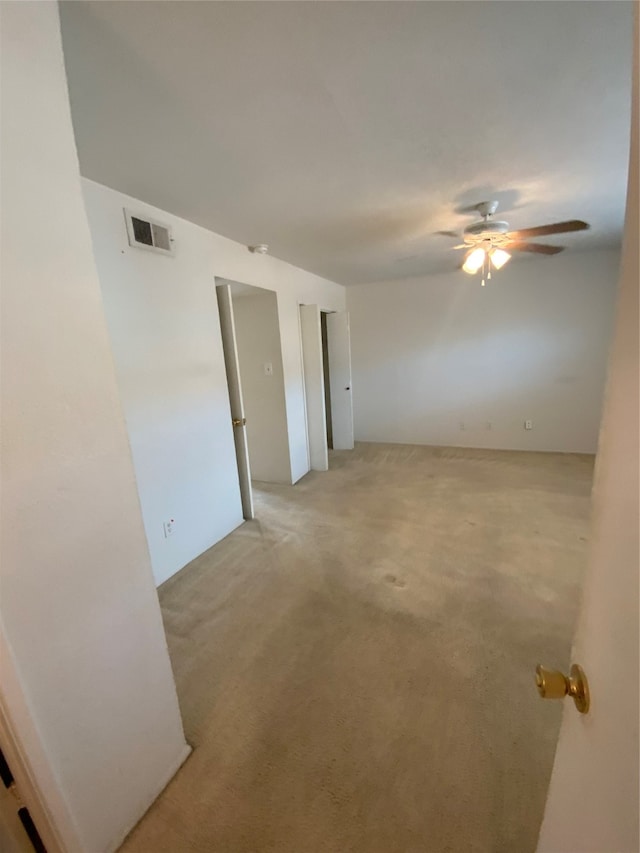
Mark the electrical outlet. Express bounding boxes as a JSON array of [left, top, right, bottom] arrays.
[[163, 518, 175, 537], [264, 362, 273, 376], [459, 421, 466, 431], [524, 420, 533, 430]]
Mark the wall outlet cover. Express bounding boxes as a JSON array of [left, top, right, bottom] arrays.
[[524, 420, 533, 430], [163, 519, 175, 537]]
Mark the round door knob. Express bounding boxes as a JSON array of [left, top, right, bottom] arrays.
[[535, 663, 590, 714]]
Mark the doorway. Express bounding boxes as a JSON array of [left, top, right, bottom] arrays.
[[216, 279, 291, 519], [300, 305, 354, 472], [320, 312, 333, 450]]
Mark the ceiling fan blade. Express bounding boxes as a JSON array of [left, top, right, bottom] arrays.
[[508, 219, 589, 240], [435, 230, 460, 238], [508, 241, 565, 255]]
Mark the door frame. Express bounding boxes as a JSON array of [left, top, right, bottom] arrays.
[[325, 310, 355, 451], [0, 693, 64, 853], [299, 303, 329, 471], [216, 281, 254, 520]]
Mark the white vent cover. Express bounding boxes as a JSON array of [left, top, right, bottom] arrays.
[[124, 209, 174, 255]]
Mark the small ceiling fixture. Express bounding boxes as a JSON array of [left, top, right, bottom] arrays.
[[439, 201, 590, 285], [248, 244, 269, 254]]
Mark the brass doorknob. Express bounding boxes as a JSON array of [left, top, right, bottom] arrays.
[[232, 417, 247, 427], [535, 663, 590, 714]]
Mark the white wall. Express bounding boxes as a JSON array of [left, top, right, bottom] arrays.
[[348, 250, 619, 453], [233, 291, 291, 483], [0, 5, 188, 853], [82, 181, 346, 583], [189, 236, 345, 484], [83, 181, 244, 586]]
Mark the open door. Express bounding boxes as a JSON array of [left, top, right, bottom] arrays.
[[326, 312, 354, 450], [537, 28, 638, 850], [299, 305, 329, 471], [216, 283, 254, 520]]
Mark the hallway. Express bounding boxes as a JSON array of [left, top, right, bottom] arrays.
[[121, 444, 593, 853]]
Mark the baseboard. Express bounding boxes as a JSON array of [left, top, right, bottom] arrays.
[[107, 742, 192, 853]]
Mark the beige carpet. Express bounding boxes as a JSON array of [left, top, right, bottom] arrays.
[[120, 443, 593, 853]]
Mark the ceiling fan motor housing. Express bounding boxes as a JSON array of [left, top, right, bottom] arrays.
[[476, 200, 499, 217], [464, 219, 510, 237]]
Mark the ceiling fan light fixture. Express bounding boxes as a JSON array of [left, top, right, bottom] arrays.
[[462, 247, 485, 274], [442, 202, 589, 280], [490, 248, 511, 269]]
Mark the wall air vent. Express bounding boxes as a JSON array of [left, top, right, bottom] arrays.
[[124, 209, 174, 256]]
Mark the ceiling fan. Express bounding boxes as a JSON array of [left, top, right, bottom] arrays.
[[439, 201, 590, 285]]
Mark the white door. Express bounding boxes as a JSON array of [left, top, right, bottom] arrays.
[[299, 304, 329, 471], [537, 40, 638, 851], [216, 283, 254, 520], [326, 311, 354, 450]]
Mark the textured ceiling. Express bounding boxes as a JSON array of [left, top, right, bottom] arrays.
[[61, 1, 633, 285]]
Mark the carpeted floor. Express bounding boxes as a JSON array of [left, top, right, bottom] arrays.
[[120, 443, 593, 853]]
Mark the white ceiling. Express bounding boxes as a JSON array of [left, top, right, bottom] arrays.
[[60, 1, 633, 285]]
